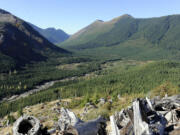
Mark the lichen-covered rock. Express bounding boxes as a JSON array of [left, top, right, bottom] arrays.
[[13, 115, 41, 135]]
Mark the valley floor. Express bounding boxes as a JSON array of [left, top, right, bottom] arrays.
[[0, 59, 180, 134]]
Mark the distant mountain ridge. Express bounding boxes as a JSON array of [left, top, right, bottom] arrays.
[[59, 14, 180, 60], [0, 9, 69, 72], [60, 14, 133, 48], [30, 23, 69, 44]]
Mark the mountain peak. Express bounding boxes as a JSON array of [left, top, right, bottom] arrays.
[[95, 19, 104, 23], [121, 14, 132, 18], [0, 9, 10, 14], [93, 19, 104, 24], [109, 14, 133, 24], [113, 14, 133, 20], [0, 9, 17, 24], [45, 27, 56, 31]]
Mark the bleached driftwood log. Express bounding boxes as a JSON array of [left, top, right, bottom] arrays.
[[58, 107, 83, 131], [13, 115, 41, 135], [110, 115, 120, 135], [133, 100, 150, 135], [58, 108, 106, 135], [133, 98, 167, 135], [64, 116, 106, 135], [110, 95, 176, 135], [47, 128, 56, 134]]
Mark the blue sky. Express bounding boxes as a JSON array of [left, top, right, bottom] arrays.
[[0, 0, 180, 34]]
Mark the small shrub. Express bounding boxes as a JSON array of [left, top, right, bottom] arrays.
[[53, 116, 58, 121], [103, 102, 112, 111], [7, 114, 16, 125], [92, 93, 100, 104], [151, 82, 179, 98], [17, 108, 23, 117], [99, 109, 110, 120], [67, 99, 83, 109]]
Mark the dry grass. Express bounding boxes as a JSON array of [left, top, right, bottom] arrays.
[[1, 90, 177, 134], [0, 126, 13, 135], [0, 97, 86, 134]]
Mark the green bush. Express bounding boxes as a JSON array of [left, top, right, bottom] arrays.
[[7, 114, 16, 125]]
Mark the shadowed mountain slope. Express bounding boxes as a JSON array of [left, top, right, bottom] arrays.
[[0, 9, 69, 71], [30, 23, 69, 44]]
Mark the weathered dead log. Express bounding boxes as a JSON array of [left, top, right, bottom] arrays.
[[137, 98, 167, 135], [146, 97, 154, 111], [110, 96, 173, 135], [63, 116, 106, 135], [110, 115, 120, 135], [13, 115, 41, 135], [152, 95, 180, 111], [12, 95, 179, 135], [133, 100, 150, 135], [58, 108, 83, 131], [110, 107, 134, 135], [47, 128, 56, 134]]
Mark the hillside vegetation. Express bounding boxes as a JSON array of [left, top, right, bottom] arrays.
[[0, 9, 103, 104], [0, 55, 101, 101], [60, 14, 180, 60], [0, 60, 179, 118], [0, 9, 180, 133]]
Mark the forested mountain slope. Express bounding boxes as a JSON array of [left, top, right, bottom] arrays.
[[0, 9, 69, 72], [60, 14, 180, 60]]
